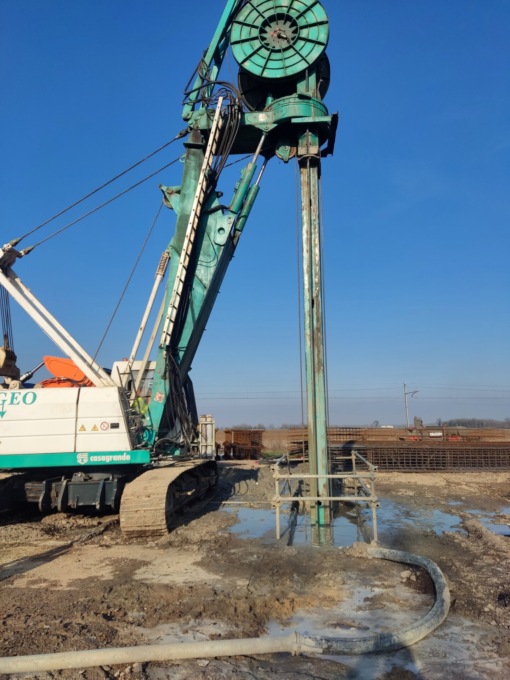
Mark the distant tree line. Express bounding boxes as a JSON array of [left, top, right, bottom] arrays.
[[226, 423, 273, 430], [437, 418, 510, 429], [223, 418, 510, 430]]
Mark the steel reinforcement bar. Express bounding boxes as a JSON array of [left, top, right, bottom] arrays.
[[356, 446, 510, 471]]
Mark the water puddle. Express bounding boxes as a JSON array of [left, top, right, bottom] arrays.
[[267, 583, 430, 638], [265, 581, 506, 678], [225, 503, 372, 546], [376, 499, 462, 538], [377, 499, 510, 540], [226, 506, 275, 540], [225, 500, 509, 546], [468, 506, 510, 536], [373, 495, 509, 538]]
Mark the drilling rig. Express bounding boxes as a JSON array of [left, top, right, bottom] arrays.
[[0, 0, 336, 536]]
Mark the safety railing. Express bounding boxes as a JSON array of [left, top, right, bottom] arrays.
[[272, 449, 379, 542]]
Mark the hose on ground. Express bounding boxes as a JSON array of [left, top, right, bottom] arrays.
[[0, 546, 450, 674], [305, 545, 451, 655]]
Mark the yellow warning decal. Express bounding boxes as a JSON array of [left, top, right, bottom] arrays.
[[92, 425, 99, 432], [79, 425, 86, 432]]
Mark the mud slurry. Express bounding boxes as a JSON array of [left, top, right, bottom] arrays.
[[0, 463, 509, 679]]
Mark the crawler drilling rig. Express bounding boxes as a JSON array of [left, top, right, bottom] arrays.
[[0, 0, 336, 536]]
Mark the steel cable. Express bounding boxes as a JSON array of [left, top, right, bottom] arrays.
[[92, 203, 164, 365], [16, 132, 187, 245], [22, 156, 183, 254], [294, 160, 306, 434]]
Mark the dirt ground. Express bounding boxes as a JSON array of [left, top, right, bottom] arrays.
[[0, 462, 509, 679]]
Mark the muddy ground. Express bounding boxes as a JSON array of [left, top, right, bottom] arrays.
[[0, 462, 509, 679]]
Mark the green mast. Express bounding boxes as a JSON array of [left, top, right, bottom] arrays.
[[146, 0, 337, 532], [230, 0, 335, 529]]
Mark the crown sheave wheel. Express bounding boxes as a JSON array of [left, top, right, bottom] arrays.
[[230, 0, 329, 80]]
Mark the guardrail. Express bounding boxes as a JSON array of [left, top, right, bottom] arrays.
[[272, 450, 379, 542]]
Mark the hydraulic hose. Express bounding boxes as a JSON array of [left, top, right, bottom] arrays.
[[305, 545, 451, 655], [0, 546, 450, 675], [0, 635, 321, 674]]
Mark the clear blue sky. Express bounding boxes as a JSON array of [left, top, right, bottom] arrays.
[[1, 1, 509, 427]]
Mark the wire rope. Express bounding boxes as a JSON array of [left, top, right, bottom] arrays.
[[224, 153, 251, 169], [294, 160, 306, 434], [92, 203, 164, 364], [22, 156, 183, 254], [16, 132, 187, 244]]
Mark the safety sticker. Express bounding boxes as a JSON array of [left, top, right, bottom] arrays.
[[92, 425, 99, 432], [79, 425, 86, 432], [100, 422, 109, 431]]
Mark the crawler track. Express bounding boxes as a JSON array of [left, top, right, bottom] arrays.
[[119, 460, 217, 538], [0, 472, 28, 513]]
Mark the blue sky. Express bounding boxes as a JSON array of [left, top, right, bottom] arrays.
[[1, 1, 509, 427]]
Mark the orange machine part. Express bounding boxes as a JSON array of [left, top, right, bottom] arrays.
[[40, 356, 94, 388]]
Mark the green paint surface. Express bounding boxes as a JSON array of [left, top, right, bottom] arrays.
[[0, 450, 150, 469]]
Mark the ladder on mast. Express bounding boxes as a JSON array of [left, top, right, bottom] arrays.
[[159, 98, 224, 350]]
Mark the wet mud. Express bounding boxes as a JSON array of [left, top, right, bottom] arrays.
[[0, 463, 509, 679]]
